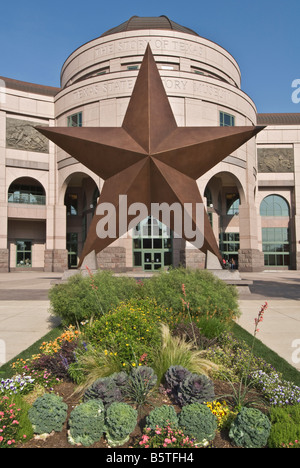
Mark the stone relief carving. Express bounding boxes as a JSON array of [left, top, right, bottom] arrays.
[[6, 118, 49, 153], [257, 148, 294, 173]]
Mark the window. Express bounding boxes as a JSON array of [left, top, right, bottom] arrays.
[[226, 194, 240, 215], [67, 112, 82, 127], [260, 195, 290, 217], [127, 65, 139, 70], [67, 233, 78, 269], [220, 111, 235, 127], [66, 194, 78, 216], [8, 182, 46, 205], [219, 233, 240, 256], [262, 228, 290, 267], [16, 240, 32, 267]]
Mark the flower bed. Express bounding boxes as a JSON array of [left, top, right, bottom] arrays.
[[1, 269, 300, 449]]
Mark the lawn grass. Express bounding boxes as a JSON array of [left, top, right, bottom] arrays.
[[0, 325, 64, 378], [232, 322, 300, 386]]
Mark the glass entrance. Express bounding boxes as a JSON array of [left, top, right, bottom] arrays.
[[133, 217, 173, 271]]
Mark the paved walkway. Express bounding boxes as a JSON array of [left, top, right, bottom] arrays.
[[238, 271, 300, 371], [0, 270, 299, 372]]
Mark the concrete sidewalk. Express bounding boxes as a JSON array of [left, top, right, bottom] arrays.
[[0, 270, 299, 372], [238, 271, 300, 372], [0, 272, 62, 365]]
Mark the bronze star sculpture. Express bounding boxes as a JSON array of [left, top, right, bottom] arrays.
[[37, 44, 264, 268]]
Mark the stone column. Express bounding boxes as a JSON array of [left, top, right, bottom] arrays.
[[0, 111, 8, 271], [294, 143, 300, 269], [238, 202, 264, 272]]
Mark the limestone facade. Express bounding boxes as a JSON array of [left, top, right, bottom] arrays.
[[0, 17, 299, 272]]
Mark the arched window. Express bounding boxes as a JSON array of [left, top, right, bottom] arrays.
[[260, 195, 290, 217], [8, 178, 46, 205]]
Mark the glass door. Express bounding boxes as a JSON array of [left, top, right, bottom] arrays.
[[133, 217, 173, 271]]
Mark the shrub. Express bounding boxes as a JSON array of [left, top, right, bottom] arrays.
[[229, 407, 271, 448], [82, 298, 168, 369], [268, 404, 300, 448], [104, 402, 137, 447], [145, 405, 178, 430], [48, 270, 139, 325], [178, 403, 217, 446], [68, 399, 105, 447], [84, 372, 128, 408], [140, 267, 240, 323], [28, 393, 68, 435], [124, 366, 157, 408]]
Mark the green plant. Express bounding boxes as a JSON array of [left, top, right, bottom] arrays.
[[145, 405, 178, 430], [251, 370, 300, 407], [124, 366, 157, 409], [229, 407, 271, 448], [178, 402, 218, 446], [84, 372, 128, 408], [68, 399, 105, 447], [216, 303, 270, 410], [48, 270, 139, 325], [136, 424, 198, 448], [82, 298, 168, 369], [140, 267, 240, 323], [104, 402, 137, 447], [68, 342, 122, 389], [28, 393, 68, 435], [177, 372, 215, 407], [0, 394, 33, 448], [152, 324, 218, 384], [268, 404, 300, 448]]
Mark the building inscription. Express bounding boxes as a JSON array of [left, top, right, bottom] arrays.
[[95, 38, 204, 59], [73, 77, 230, 104]]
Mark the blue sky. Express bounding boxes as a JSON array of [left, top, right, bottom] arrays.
[[1, 0, 299, 113]]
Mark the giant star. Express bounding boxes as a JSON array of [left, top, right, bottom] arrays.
[[37, 44, 264, 268]]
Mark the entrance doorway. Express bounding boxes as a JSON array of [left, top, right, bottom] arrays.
[[133, 217, 173, 271]]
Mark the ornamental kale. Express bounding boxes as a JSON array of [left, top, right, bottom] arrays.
[[68, 399, 105, 447], [84, 372, 128, 408], [229, 407, 271, 448], [28, 393, 68, 435]]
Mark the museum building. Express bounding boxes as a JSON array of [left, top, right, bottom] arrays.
[[0, 15, 300, 273]]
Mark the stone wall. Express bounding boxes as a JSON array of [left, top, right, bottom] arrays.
[[44, 249, 68, 272], [180, 249, 206, 269], [238, 249, 264, 272], [97, 247, 127, 271], [0, 249, 9, 272]]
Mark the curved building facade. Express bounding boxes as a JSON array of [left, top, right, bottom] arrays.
[[0, 16, 299, 272]]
